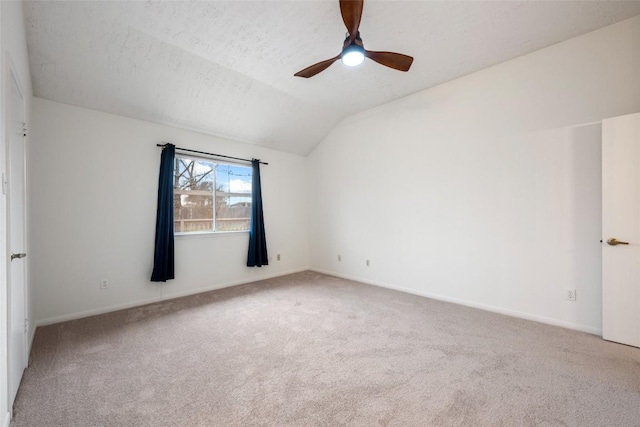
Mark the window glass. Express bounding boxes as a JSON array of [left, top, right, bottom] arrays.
[[173, 156, 251, 233], [215, 164, 252, 232]]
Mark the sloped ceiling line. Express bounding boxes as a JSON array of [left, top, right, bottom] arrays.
[[24, 1, 640, 155]]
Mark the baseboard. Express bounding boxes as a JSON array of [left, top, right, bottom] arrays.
[[160, 268, 309, 302], [35, 295, 169, 327], [3, 411, 10, 427], [309, 268, 603, 336], [35, 268, 309, 328], [35, 267, 601, 335]]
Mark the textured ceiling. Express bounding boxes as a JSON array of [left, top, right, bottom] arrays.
[[24, 1, 640, 155]]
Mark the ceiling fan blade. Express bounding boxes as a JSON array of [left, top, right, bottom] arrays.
[[365, 50, 413, 72], [340, 0, 364, 41], [294, 55, 341, 78]]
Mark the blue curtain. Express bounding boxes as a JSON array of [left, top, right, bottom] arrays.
[[247, 159, 268, 267], [151, 144, 175, 282]]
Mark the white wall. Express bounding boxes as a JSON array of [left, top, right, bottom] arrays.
[[30, 98, 309, 324], [308, 16, 640, 334], [1, 1, 32, 425]]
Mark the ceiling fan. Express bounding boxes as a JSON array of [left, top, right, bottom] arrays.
[[294, 0, 413, 78]]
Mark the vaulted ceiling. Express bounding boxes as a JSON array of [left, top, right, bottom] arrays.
[[24, 1, 640, 155]]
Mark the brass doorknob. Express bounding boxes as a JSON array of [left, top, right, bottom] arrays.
[[607, 238, 629, 246]]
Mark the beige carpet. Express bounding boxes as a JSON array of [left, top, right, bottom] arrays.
[[12, 271, 640, 426]]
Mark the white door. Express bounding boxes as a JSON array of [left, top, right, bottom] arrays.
[[7, 69, 27, 405], [602, 112, 640, 348]]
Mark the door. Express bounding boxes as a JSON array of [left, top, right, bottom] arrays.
[[7, 69, 27, 405], [602, 112, 640, 347]]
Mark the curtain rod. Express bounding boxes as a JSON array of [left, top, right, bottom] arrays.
[[157, 143, 268, 165]]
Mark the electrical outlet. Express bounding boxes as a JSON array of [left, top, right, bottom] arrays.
[[277, 254, 281, 261], [566, 289, 576, 301], [338, 254, 342, 262], [100, 279, 109, 290], [366, 259, 370, 267]]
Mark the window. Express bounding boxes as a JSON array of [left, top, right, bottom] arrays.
[[173, 155, 252, 233]]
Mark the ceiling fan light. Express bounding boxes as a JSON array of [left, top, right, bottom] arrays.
[[341, 44, 365, 67]]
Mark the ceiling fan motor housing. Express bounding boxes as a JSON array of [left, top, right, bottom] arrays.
[[294, 0, 413, 78], [341, 32, 366, 66]]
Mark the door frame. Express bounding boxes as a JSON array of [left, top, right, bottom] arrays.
[[2, 52, 29, 417]]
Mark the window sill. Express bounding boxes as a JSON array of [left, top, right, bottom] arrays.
[[175, 230, 249, 240]]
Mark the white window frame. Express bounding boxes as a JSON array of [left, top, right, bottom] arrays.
[[173, 154, 252, 236]]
